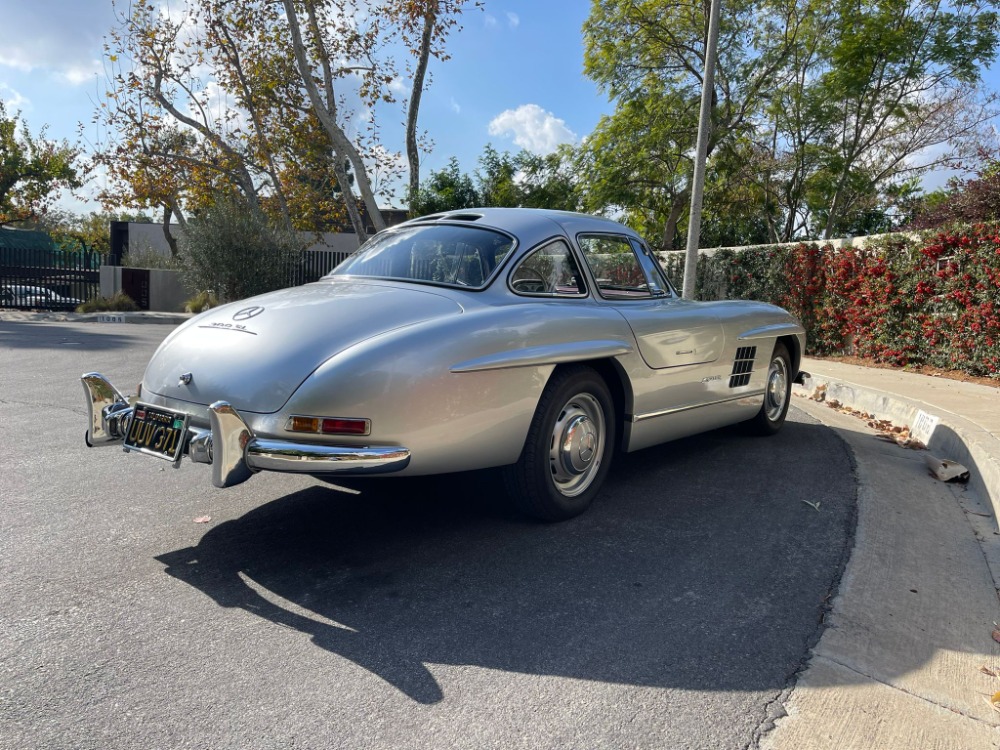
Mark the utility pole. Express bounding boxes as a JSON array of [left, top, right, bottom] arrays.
[[682, 0, 722, 300]]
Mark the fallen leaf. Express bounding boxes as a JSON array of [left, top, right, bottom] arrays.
[[992, 628, 1000, 644], [981, 665, 997, 678], [992, 690, 1000, 705], [801, 499, 821, 512], [193, 515, 212, 524]]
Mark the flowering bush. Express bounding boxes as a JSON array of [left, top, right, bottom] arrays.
[[662, 224, 1000, 379]]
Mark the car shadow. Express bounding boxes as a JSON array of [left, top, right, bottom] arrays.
[[0, 322, 142, 352], [156, 418, 858, 705]]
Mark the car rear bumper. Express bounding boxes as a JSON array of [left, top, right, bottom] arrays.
[[81, 373, 411, 488]]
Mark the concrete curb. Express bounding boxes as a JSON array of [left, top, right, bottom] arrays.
[[0, 310, 193, 325], [793, 374, 1000, 530]]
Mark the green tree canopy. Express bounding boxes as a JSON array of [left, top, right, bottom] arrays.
[[0, 101, 80, 228]]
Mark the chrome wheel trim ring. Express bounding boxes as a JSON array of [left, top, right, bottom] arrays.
[[549, 392, 605, 497], [765, 355, 789, 422]]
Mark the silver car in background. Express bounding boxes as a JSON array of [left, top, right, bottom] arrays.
[[83, 208, 806, 520]]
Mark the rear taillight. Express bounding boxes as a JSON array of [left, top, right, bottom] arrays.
[[286, 415, 370, 436]]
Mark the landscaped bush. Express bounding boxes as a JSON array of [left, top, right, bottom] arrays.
[[76, 291, 140, 313], [662, 224, 1000, 379], [184, 290, 219, 314]]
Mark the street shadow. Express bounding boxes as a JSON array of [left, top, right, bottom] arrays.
[[156, 417, 858, 704], [0, 322, 141, 352]]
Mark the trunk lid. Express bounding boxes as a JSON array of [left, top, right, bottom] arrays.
[[143, 280, 463, 413]]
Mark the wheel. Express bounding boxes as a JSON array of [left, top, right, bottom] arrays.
[[746, 341, 792, 436], [503, 365, 615, 521]]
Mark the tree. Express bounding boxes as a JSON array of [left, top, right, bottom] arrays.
[[0, 101, 80, 227], [907, 149, 1000, 229], [581, 0, 1000, 245], [177, 195, 305, 302], [410, 156, 479, 214], [582, 0, 814, 248], [761, 0, 1000, 239], [96, 0, 472, 246], [389, 0, 476, 207]]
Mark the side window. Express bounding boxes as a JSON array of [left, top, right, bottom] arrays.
[[509, 239, 587, 297], [629, 238, 672, 296], [577, 234, 654, 299]]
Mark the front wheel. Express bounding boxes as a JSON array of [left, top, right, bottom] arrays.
[[745, 341, 792, 436], [503, 366, 615, 521]]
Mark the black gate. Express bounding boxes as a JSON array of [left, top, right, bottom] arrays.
[[0, 244, 103, 311]]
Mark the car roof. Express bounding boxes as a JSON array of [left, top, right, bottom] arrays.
[[396, 208, 641, 247]]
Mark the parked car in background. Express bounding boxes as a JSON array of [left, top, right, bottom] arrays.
[[1, 284, 82, 308], [82, 208, 807, 521]]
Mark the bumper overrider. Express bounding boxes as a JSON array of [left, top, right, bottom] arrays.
[[81, 373, 411, 488]]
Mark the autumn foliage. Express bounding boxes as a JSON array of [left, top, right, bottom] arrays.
[[664, 226, 1000, 379]]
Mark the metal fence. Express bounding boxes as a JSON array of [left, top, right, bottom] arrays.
[[0, 246, 104, 311], [292, 247, 353, 285]]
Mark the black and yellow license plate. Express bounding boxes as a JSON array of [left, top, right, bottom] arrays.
[[123, 403, 189, 462]]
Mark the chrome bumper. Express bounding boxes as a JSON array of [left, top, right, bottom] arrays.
[[81, 373, 411, 488]]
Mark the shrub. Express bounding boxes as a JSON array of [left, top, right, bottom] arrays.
[[669, 225, 1000, 379], [184, 290, 219, 314], [177, 195, 305, 303], [76, 291, 139, 313]]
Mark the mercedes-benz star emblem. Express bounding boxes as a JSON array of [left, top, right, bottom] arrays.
[[233, 306, 265, 321]]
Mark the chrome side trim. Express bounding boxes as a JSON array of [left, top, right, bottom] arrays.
[[246, 441, 411, 474], [737, 323, 805, 340], [630, 390, 766, 423], [450, 340, 633, 373], [81, 373, 133, 446]]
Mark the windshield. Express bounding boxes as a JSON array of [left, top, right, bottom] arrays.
[[329, 224, 516, 289]]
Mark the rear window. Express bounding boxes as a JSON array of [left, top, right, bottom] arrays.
[[329, 224, 516, 289]]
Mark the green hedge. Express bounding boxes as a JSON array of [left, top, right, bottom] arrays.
[[662, 225, 1000, 379]]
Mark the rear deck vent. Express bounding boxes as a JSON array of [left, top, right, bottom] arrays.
[[445, 213, 483, 222], [728, 346, 757, 388]]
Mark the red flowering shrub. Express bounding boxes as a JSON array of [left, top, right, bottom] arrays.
[[675, 224, 1000, 379]]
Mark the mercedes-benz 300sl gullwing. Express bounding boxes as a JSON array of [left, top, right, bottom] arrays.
[[82, 208, 806, 521]]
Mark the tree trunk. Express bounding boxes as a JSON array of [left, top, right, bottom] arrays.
[[406, 2, 437, 211], [282, 0, 384, 240]]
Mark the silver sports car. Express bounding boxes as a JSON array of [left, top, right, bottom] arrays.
[[83, 208, 806, 520]]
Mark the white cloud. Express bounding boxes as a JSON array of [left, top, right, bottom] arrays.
[[506, 12, 520, 28], [0, 83, 30, 110], [488, 104, 578, 155], [0, 1, 114, 84], [484, 14, 498, 27], [450, 98, 461, 114]]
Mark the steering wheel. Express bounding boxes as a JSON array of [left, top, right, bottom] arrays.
[[511, 268, 548, 294]]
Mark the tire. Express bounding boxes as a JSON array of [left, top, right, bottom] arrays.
[[503, 365, 615, 521], [746, 341, 792, 436]]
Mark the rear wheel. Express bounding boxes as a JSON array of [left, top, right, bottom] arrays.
[[503, 366, 615, 521], [746, 341, 792, 436]]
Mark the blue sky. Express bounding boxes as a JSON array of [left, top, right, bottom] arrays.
[[0, 0, 612, 214], [0, 0, 996, 215]]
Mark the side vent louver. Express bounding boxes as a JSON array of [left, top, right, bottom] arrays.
[[729, 346, 757, 388]]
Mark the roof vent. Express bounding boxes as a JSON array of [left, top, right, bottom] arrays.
[[445, 213, 483, 222]]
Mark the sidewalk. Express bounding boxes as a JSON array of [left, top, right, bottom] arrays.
[[764, 357, 1000, 749]]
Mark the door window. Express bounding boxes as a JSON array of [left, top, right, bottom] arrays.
[[577, 234, 655, 299], [509, 239, 587, 297]]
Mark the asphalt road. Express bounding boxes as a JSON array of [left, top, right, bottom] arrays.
[[0, 321, 857, 750]]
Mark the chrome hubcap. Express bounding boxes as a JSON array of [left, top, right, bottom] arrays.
[[765, 356, 789, 422], [549, 393, 605, 497]]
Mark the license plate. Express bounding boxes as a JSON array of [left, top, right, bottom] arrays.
[[123, 403, 189, 462]]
